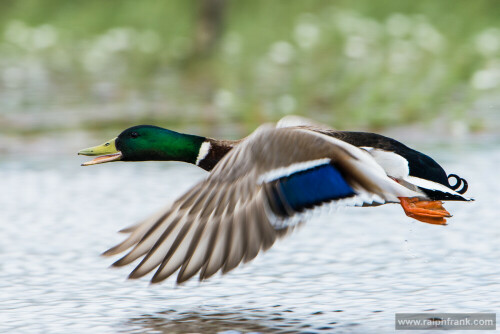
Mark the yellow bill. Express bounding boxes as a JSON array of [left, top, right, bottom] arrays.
[[78, 137, 122, 166]]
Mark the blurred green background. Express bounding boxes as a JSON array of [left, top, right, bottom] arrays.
[[1, 0, 499, 153]]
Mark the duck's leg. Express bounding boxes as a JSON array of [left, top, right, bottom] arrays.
[[398, 197, 451, 225]]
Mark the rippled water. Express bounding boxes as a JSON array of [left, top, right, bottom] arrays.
[[1, 141, 499, 333]]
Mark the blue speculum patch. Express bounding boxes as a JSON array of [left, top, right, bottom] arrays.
[[275, 163, 355, 212]]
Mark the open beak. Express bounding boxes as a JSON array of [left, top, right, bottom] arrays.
[[78, 137, 123, 166]]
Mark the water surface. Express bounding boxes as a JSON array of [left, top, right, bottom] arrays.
[[1, 141, 499, 333]]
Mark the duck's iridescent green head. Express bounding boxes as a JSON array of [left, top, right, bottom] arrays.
[[78, 125, 206, 166]]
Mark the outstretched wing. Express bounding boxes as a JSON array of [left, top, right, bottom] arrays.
[[103, 125, 423, 284]]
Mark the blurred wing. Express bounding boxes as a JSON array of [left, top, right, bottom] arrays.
[[104, 125, 423, 284], [277, 115, 335, 130]]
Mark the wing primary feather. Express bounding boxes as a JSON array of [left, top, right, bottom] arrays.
[[150, 219, 199, 283], [125, 216, 184, 277], [198, 184, 227, 217], [213, 189, 232, 217], [197, 218, 221, 281], [253, 202, 276, 251], [186, 186, 213, 215], [103, 204, 174, 257], [228, 204, 248, 269], [222, 215, 246, 273], [110, 211, 179, 266], [118, 223, 141, 234], [200, 217, 229, 280], [220, 216, 235, 273], [176, 219, 215, 283], [242, 205, 262, 263], [178, 186, 205, 211]]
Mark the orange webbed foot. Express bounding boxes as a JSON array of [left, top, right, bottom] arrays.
[[399, 197, 451, 225]]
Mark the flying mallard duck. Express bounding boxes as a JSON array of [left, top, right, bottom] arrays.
[[79, 118, 471, 284]]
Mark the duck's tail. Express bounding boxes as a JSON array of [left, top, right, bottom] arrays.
[[447, 174, 468, 194]]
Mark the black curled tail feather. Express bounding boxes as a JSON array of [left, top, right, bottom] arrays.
[[447, 174, 468, 194]]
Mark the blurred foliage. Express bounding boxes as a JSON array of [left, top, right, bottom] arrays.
[[1, 0, 500, 135]]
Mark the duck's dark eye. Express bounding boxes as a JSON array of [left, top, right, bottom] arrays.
[[131, 132, 139, 139]]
